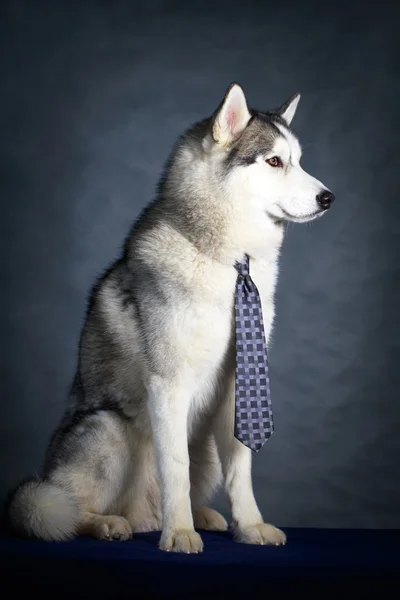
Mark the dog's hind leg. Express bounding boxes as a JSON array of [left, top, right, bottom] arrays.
[[189, 434, 228, 532], [78, 512, 132, 541], [47, 409, 133, 541], [118, 435, 162, 534]]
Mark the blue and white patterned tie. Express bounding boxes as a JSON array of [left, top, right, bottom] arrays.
[[234, 254, 274, 452]]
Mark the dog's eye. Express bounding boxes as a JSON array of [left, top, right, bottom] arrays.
[[266, 156, 282, 168]]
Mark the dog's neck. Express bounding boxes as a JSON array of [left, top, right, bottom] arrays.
[[159, 191, 284, 268]]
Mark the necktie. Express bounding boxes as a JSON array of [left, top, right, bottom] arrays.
[[234, 254, 274, 452]]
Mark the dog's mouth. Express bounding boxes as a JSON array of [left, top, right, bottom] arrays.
[[267, 208, 324, 224]]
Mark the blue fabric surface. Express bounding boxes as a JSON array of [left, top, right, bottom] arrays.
[[1, 528, 399, 599]]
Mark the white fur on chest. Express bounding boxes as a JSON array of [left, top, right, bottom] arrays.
[[185, 255, 277, 362], [181, 251, 280, 426]]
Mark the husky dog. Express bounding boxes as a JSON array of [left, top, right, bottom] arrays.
[[7, 83, 334, 553]]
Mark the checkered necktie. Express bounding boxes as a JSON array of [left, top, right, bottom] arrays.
[[234, 254, 274, 452]]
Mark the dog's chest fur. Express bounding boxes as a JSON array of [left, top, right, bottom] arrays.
[[169, 249, 281, 428], [184, 254, 278, 372]]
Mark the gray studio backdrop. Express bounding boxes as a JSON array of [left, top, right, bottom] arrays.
[[1, 0, 399, 529]]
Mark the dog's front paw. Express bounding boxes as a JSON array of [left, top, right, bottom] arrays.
[[159, 528, 204, 553], [234, 522, 286, 546]]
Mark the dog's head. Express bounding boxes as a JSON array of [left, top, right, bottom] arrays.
[[201, 83, 334, 224]]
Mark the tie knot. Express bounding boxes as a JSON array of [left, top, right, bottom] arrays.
[[235, 254, 250, 278]]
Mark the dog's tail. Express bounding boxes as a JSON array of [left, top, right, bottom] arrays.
[[6, 477, 79, 541]]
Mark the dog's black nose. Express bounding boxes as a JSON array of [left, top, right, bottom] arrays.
[[317, 190, 335, 210]]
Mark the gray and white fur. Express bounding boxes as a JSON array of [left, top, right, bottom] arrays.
[[7, 83, 334, 552]]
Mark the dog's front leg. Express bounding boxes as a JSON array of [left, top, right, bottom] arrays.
[[148, 375, 203, 553], [214, 386, 286, 546]]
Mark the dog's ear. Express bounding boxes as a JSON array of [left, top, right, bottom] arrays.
[[278, 93, 301, 125], [212, 83, 251, 146]]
